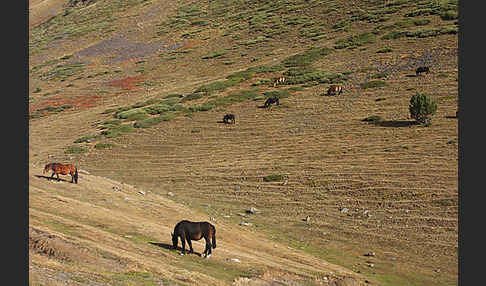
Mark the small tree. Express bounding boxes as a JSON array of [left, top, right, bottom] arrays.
[[409, 93, 437, 125]]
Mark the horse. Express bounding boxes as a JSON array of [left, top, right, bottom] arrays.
[[416, 66, 430, 76], [223, 114, 236, 124], [263, 97, 279, 108], [273, 76, 285, 88], [171, 220, 216, 258], [43, 163, 79, 184], [326, 84, 343, 96]]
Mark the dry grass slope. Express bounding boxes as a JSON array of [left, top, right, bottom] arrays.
[[29, 0, 458, 285]]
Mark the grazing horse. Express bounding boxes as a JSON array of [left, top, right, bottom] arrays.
[[326, 84, 343, 96], [263, 97, 280, 108], [416, 66, 430, 76], [43, 163, 79, 184], [273, 76, 285, 88], [223, 114, 236, 124], [171, 220, 216, 258]]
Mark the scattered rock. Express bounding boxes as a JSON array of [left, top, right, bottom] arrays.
[[112, 186, 121, 191], [364, 251, 375, 257], [230, 258, 241, 263], [138, 191, 146, 195], [240, 221, 252, 227], [246, 207, 260, 215]]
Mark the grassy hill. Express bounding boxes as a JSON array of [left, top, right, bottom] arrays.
[[29, 0, 458, 285]]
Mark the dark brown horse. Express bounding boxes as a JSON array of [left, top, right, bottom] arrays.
[[43, 163, 79, 184], [223, 114, 236, 124], [171, 220, 216, 258]]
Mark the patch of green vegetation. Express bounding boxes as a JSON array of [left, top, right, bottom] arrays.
[[263, 174, 285, 182], [74, 134, 100, 143], [29, 104, 74, 119], [40, 62, 85, 81], [381, 26, 458, 39], [95, 143, 114, 149], [65, 146, 88, 154], [282, 47, 333, 67], [133, 113, 175, 128], [202, 50, 226, 59], [360, 80, 387, 89], [362, 115, 382, 122], [376, 47, 393, 53], [114, 108, 148, 121], [334, 32, 376, 49], [100, 124, 136, 138]]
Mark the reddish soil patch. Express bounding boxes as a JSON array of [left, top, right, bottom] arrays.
[[107, 75, 145, 91], [29, 94, 108, 114]]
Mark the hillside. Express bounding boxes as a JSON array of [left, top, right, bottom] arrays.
[[29, 0, 459, 285]]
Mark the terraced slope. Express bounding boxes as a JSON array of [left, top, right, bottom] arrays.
[[29, 0, 458, 285]]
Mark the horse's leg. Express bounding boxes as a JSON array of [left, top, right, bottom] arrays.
[[186, 237, 194, 254], [180, 234, 186, 255], [204, 236, 211, 258]]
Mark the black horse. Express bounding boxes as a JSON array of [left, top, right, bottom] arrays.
[[171, 220, 216, 258], [223, 114, 236, 124], [416, 66, 430, 76], [263, 97, 279, 108]]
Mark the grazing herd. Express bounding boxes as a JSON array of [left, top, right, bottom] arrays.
[[40, 65, 432, 259]]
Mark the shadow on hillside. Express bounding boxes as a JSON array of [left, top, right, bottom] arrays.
[[34, 174, 71, 183], [372, 120, 418, 127], [149, 242, 202, 256]]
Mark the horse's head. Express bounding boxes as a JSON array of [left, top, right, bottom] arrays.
[[43, 164, 51, 173], [171, 232, 178, 249]]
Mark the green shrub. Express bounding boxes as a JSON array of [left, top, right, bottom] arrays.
[[409, 93, 437, 124], [376, 47, 393, 53], [115, 108, 148, 120], [143, 104, 172, 115], [202, 50, 226, 59], [263, 174, 285, 182], [362, 115, 382, 122]]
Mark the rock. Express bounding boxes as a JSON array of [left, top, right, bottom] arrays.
[[340, 207, 349, 213], [303, 215, 311, 222], [112, 186, 121, 191], [364, 251, 375, 257], [234, 185, 241, 191], [167, 192, 174, 197], [223, 215, 231, 218], [369, 263, 374, 268], [138, 191, 146, 195], [240, 221, 252, 226], [246, 207, 260, 214], [210, 217, 216, 222], [230, 258, 241, 263]]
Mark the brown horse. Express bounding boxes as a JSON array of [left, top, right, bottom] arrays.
[[273, 76, 285, 87], [171, 220, 216, 258], [326, 84, 343, 96], [43, 163, 79, 184]]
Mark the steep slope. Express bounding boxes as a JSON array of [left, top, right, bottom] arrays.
[[29, 0, 459, 285]]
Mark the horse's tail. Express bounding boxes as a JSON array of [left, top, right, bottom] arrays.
[[74, 167, 79, 184], [211, 226, 216, 249]]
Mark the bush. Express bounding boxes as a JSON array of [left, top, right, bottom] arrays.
[[409, 93, 437, 124], [263, 174, 285, 182], [65, 146, 88, 154]]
